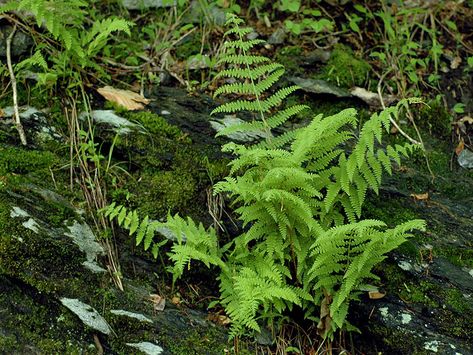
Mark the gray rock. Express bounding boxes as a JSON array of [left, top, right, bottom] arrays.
[[60, 298, 112, 335], [210, 115, 270, 142], [64, 221, 106, 273], [83, 110, 138, 134], [126, 341, 164, 355], [289, 77, 351, 97], [0, 25, 34, 57], [110, 309, 153, 323], [268, 27, 287, 45], [121, 0, 175, 10], [187, 0, 226, 26], [458, 149, 473, 168]]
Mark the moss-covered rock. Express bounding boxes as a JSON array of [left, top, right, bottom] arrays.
[[319, 44, 371, 88]]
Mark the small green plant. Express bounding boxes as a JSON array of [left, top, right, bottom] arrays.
[[105, 14, 425, 340], [277, 1, 333, 36]]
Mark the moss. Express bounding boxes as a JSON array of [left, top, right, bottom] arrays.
[[319, 44, 371, 88], [0, 276, 93, 353], [436, 246, 473, 268], [417, 99, 452, 138], [0, 145, 57, 176], [444, 288, 472, 314], [123, 110, 190, 142]]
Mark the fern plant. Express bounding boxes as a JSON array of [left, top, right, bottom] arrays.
[[212, 14, 309, 149], [105, 14, 425, 340]]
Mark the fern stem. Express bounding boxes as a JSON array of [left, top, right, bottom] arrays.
[[234, 23, 272, 141]]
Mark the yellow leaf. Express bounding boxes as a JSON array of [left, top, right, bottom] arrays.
[[97, 86, 150, 110]]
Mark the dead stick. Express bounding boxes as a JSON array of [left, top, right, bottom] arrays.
[[6, 24, 27, 145]]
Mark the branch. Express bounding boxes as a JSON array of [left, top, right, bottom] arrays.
[[6, 24, 27, 145]]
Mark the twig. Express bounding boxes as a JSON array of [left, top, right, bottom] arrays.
[[6, 24, 27, 145]]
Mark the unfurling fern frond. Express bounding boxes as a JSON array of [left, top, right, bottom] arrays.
[[212, 13, 309, 149]]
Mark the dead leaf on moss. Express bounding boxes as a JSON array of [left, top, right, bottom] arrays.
[[97, 86, 150, 110], [208, 312, 231, 326], [410, 192, 429, 201], [368, 290, 386, 299], [149, 294, 166, 312]]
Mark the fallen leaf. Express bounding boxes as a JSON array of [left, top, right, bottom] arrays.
[[208, 312, 231, 326], [368, 290, 386, 299], [0, 108, 4, 118], [149, 294, 166, 312], [410, 192, 429, 201], [455, 139, 465, 156], [97, 86, 150, 110], [450, 56, 462, 69]]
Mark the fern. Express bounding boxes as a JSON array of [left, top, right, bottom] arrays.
[[212, 14, 309, 149], [104, 14, 426, 341]]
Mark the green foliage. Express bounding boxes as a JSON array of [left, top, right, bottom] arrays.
[[105, 14, 425, 341], [1, 0, 133, 88], [349, 2, 458, 97]]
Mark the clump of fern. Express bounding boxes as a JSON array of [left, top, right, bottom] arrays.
[[105, 14, 426, 341]]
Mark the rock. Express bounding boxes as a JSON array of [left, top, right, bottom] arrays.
[[60, 298, 112, 335], [187, 0, 226, 26], [458, 149, 473, 168], [1, 106, 62, 144], [126, 341, 164, 354], [210, 115, 270, 142], [350, 86, 397, 108], [64, 221, 106, 273], [110, 309, 153, 323], [268, 27, 287, 45], [82, 110, 139, 134], [300, 48, 331, 65], [289, 77, 351, 97], [121, 0, 175, 10], [0, 25, 34, 58]]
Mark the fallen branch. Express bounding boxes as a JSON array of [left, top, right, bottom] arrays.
[[6, 24, 27, 145]]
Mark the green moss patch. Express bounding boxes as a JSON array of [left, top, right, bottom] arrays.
[[320, 44, 371, 88]]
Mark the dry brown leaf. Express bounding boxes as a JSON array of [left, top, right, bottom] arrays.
[[0, 108, 4, 118], [149, 294, 166, 312], [410, 192, 429, 201], [450, 56, 462, 69], [368, 290, 386, 299], [208, 312, 231, 326], [455, 139, 465, 156], [97, 86, 150, 110]]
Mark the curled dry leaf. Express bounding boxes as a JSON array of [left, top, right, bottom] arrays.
[[149, 294, 166, 312], [410, 192, 429, 201], [97, 86, 150, 110]]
